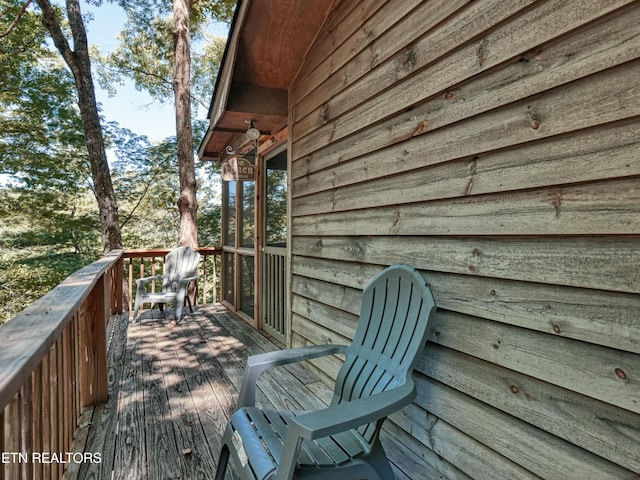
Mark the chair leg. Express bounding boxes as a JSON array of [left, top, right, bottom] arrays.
[[215, 445, 230, 480], [132, 298, 141, 323], [368, 440, 395, 480], [174, 300, 184, 323], [187, 294, 194, 313]]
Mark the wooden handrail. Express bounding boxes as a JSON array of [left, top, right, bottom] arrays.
[[0, 246, 222, 479], [0, 249, 122, 479]]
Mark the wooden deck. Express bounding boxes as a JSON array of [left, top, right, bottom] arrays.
[[63, 304, 335, 480]]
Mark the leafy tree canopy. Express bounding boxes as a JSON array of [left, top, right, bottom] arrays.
[[0, 0, 226, 324], [95, 0, 233, 111], [0, 0, 88, 191]]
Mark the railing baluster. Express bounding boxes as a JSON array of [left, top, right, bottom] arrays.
[[151, 256, 157, 293], [124, 247, 221, 316], [128, 258, 134, 313], [56, 337, 64, 479], [41, 353, 51, 480], [5, 394, 20, 480], [32, 362, 43, 480], [202, 254, 208, 304], [49, 344, 59, 479], [21, 382, 33, 480]]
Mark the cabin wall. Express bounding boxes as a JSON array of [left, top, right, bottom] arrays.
[[288, 0, 640, 479]]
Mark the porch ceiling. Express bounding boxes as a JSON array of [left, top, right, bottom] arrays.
[[199, 0, 333, 161]]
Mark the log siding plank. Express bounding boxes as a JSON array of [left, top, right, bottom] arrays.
[[420, 344, 640, 473], [291, 265, 640, 354], [293, 0, 470, 122], [293, 178, 640, 237], [292, 121, 640, 217], [293, 0, 536, 138], [292, 0, 635, 156], [293, 59, 640, 198], [292, 236, 640, 293], [418, 377, 636, 480]]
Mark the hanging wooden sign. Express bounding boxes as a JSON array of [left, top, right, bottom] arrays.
[[221, 156, 256, 181]]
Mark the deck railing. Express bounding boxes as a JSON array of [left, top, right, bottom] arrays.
[[0, 250, 121, 480], [0, 247, 221, 479], [122, 247, 222, 311]]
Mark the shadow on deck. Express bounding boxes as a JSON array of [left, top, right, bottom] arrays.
[[64, 304, 332, 480]]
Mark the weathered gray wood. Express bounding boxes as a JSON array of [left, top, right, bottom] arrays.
[[112, 320, 147, 480], [293, 59, 640, 198], [293, 121, 640, 216], [292, 4, 640, 184], [292, 236, 640, 294], [293, 0, 635, 157], [420, 344, 640, 473], [157, 321, 219, 479], [381, 428, 458, 480], [291, 291, 359, 337], [294, 178, 640, 236], [294, 0, 534, 134], [292, 266, 640, 354], [4, 394, 20, 480], [143, 322, 181, 480], [387, 402, 540, 480], [293, 0, 445, 117], [419, 377, 637, 479], [76, 313, 129, 480], [293, 0, 393, 99], [429, 311, 639, 414]]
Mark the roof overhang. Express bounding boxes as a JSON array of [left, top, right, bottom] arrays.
[[198, 0, 334, 161]]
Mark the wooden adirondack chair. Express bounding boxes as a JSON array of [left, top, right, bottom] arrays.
[[132, 246, 200, 323], [215, 264, 436, 480]]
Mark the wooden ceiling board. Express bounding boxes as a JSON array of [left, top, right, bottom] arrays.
[[200, 0, 334, 160]]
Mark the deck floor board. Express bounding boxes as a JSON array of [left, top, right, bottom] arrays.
[[66, 304, 333, 480]]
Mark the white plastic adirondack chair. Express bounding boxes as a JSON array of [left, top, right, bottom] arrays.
[[215, 264, 436, 480], [132, 246, 200, 323]]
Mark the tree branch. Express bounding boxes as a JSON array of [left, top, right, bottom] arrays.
[[119, 160, 172, 229], [34, 0, 75, 69], [0, 0, 32, 39]]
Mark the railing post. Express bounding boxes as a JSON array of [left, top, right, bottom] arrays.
[[79, 274, 109, 407]]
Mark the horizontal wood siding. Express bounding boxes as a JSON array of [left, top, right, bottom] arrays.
[[289, 0, 640, 478]]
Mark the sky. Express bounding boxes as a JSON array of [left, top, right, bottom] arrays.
[[82, 1, 229, 143]]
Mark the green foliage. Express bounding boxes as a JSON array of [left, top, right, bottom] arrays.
[[0, 1, 227, 325], [0, 1, 87, 188], [0, 246, 96, 326], [94, 0, 232, 111], [104, 120, 222, 248], [0, 210, 99, 326]]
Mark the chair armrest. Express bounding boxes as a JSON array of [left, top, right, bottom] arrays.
[[237, 344, 347, 408], [275, 381, 416, 479], [179, 275, 199, 285], [135, 275, 163, 287], [287, 380, 416, 441]]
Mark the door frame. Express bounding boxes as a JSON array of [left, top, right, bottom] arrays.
[[258, 143, 289, 344], [220, 128, 289, 340]]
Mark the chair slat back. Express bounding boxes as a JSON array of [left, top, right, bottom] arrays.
[[333, 264, 436, 440], [162, 246, 201, 292]]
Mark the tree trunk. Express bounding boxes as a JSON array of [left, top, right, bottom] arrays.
[[173, 0, 198, 249], [37, 0, 122, 254]]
